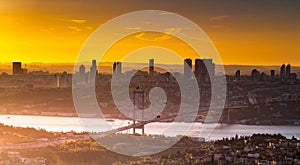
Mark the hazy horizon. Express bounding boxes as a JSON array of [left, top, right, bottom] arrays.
[[1, 0, 300, 65], [1, 62, 300, 76]]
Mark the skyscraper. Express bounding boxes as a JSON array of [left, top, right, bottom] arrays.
[[55, 74, 60, 88], [203, 59, 215, 78], [195, 58, 215, 81], [61, 72, 68, 88], [116, 62, 122, 75], [194, 59, 204, 78], [113, 62, 122, 75], [90, 60, 97, 74], [149, 59, 154, 75], [89, 60, 98, 82], [92, 60, 96, 68], [235, 70, 241, 80], [280, 64, 286, 80], [12, 62, 22, 75], [286, 64, 291, 80], [251, 69, 260, 80], [79, 65, 86, 76], [113, 62, 117, 74], [270, 70, 275, 79], [184, 58, 192, 77]]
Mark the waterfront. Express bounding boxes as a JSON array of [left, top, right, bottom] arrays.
[[0, 115, 300, 141]]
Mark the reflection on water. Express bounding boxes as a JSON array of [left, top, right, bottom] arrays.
[[0, 115, 300, 141]]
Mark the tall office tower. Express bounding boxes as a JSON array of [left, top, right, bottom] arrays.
[[89, 60, 97, 82], [90, 60, 97, 74], [184, 58, 192, 77], [113, 62, 122, 75], [290, 73, 297, 83], [61, 72, 68, 88], [194, 59, 204, 78], [56, 74, 60, 88], [280, 64, 286, 80], [270, 70, 275, 79], [113, 62, 117, 74], [235, 70, 241, 80], [195, 58, 215, 81], [212, 63, 216, 77], [92, 60, 97, 68], [116, 62, 122, 75], [203, 59, 215, 78], [286, 64, 291, 80], [78, 65, 86, 84], [12, 62, 22, 75], [251, 69, 260, 79], [149, 59, 154, 75], [79, 65, 86, 76]]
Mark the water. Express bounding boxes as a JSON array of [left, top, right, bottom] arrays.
[[1, 115, 300, 141]]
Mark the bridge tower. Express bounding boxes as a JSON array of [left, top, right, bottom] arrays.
[[227, 96, 230, 123], [133, 90, 145, 135]]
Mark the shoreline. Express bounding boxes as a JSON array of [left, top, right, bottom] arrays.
[[1, 113, 300, 126]]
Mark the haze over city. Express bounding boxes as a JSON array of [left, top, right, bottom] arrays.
[[1, 1, 300, 164], [1, 0, 300, 65]]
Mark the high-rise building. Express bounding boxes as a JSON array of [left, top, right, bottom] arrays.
[[203, 59, 215, 77], [117, 62, 122, 75], [280, 64, 286, 80], [55, 74, 60, 88], [78, 65, 86, 84], [113, 62, 122, 75], [194, 59, 204, 78], [79, 65, 86, 76], [89, 60, 98, 81], [61, 72, 68, 88], [90, 60, 97, 74], [251, 69, 260, 79], [184, 58, 192, 77], [195, 58, 215, 81], [290, 73, 297, 83], [149, 59, 154, 75], [286, 64, 291, 80], [12, 62, 22, 75], [117, 62, 122, 74], [92, 60, 97, 68], [235, 70, 241, 80], [113, 62, 117, 74], [270, 70, 275, 79]]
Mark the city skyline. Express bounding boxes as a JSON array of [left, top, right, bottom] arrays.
[[0, 1, 300, 164], [7, 59, 298, 80], [0, 0, 300, 65], [2, 60, 300, 76]]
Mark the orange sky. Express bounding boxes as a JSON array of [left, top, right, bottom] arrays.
[[0, 0, 300, 65]]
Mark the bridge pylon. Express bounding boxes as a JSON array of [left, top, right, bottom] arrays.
[[133, 90, 145, 135]]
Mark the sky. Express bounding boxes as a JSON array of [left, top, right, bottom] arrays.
[[0, 0, 300, 65]]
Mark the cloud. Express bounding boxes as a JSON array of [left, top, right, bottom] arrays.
[[134, 28, 181, 42], [209, 15, 229, 21], [70, 19, 87, 23], [135, 32, 170, 42], [163, 28, 181, 35], [67, 26, 81, 32], [125, 27, 141, 30]]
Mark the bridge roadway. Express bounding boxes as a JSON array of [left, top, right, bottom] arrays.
[[0, 114, 185, 150], [97, 113, 180, 137]]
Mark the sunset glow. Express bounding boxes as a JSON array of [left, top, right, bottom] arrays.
[[0, 0, 300, 65]]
